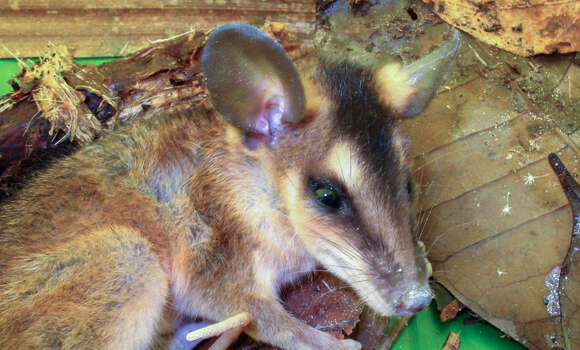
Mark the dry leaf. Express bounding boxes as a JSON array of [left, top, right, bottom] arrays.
[[407, 31, 580, 350], [440, 300, 462, 322], [233, 273, 363, 349], [283, 273, 363, 339], [421, 0, 580, 56]]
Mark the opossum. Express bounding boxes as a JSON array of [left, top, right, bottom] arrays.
[[0, 23, 458, 350]]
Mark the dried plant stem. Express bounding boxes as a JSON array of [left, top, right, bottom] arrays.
[[186, 312, 252, 343]]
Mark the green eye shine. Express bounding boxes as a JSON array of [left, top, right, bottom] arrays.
[[312, 181, 344, 210]]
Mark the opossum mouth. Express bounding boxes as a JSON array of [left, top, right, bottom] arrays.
[[347, 261, 433, 317], [356, 280, 433, 317]]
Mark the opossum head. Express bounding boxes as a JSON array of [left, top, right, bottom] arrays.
[[202, 23, 459, 316]]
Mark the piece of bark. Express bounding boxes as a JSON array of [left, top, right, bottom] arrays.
[[442, 331, 461, 350]]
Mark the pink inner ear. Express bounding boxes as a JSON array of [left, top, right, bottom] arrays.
[[249, 80, 288, 143]]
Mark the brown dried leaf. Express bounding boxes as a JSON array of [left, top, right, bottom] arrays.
[[407, 33, 580, 349], [284, 273, 363, 338], [422, 0, 580, 56], [440, 300, 462, 323], [232, 272, 363, 349]]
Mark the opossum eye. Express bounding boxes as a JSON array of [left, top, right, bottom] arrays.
[[311, 181, 345, 211]]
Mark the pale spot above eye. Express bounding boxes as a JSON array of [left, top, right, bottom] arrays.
[[325, 142, 362, 189]]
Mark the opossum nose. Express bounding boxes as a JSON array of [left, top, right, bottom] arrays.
[[395, 286, 433, 315]]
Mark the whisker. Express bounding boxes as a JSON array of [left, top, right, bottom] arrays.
[[299, 227, 365, 262], [417, 205, 433, 241], [426, 233, 445, 255]]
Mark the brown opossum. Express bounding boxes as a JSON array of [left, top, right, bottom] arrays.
[[0, 24, 458, 350]]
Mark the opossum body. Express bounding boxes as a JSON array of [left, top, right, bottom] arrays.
[[0, 24, 458, 349]]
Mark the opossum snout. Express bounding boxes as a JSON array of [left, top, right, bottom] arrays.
[[395, 285, 433, 315]]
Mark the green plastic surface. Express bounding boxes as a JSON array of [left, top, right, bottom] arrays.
[[393, 303, 525, 349], [0, 58, 22, 96], [0, 58, 113, 96], [0, 58, 528, 349]]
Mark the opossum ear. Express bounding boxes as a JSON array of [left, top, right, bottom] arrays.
[[375, 30, 461, 118], [202, 23, 305, 145]]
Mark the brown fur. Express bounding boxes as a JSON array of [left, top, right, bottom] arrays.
[[0, 62, 429, 349]]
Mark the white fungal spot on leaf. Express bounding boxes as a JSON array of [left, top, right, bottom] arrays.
[[500, 192, 512, 216], [544, 266, 561, 317]]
